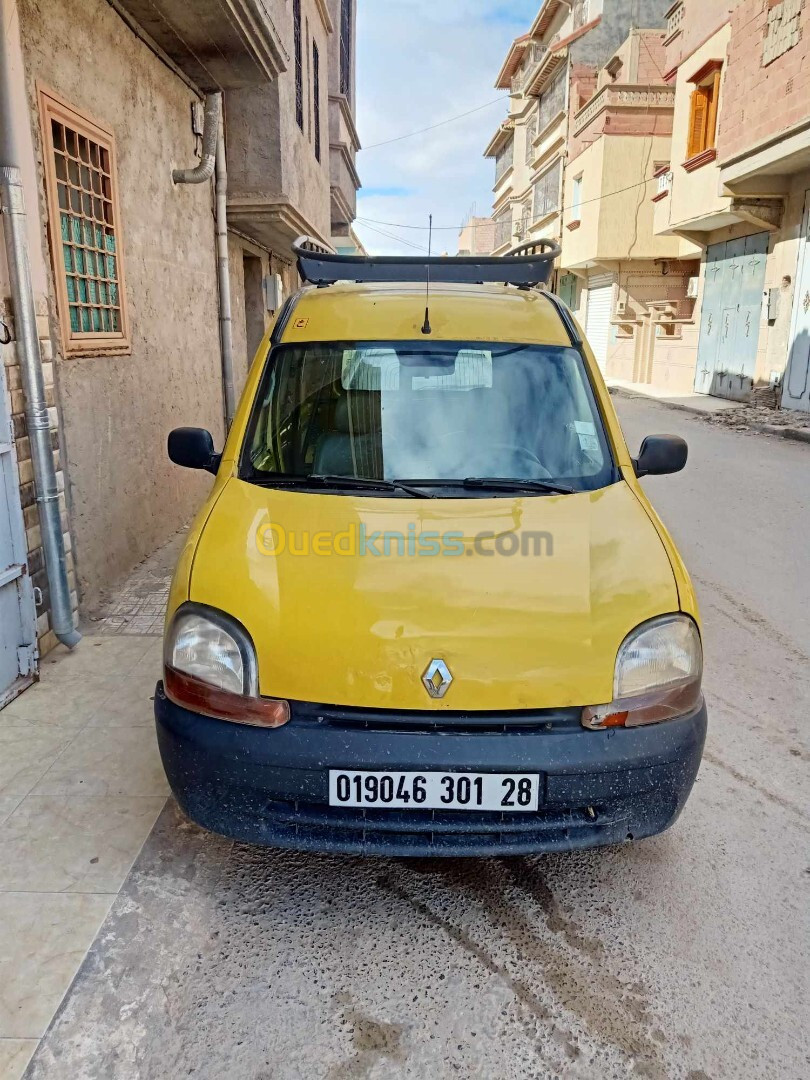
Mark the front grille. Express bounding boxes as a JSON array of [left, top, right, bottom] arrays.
[[252, 797, 627, 855], [289, 700, 583, 735]]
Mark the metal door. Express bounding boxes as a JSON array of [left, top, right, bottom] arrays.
[[585, 276, 613, 371], [0, 354, 37, 708], [694, 233, 768, 400], [783, 190, 810, 412]]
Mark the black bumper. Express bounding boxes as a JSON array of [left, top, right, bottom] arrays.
[[154, 686, 707, 857]]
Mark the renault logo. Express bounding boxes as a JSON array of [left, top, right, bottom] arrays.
[[422, 658, 453, 699]]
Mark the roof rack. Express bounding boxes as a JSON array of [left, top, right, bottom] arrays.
[[292, 236, 561, 288]]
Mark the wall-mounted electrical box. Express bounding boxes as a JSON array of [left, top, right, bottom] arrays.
[[264, 273, 283, 313], [767, 287, 780, 322]]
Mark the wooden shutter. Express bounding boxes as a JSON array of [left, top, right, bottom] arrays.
[[687, 87, 708, 158], [706, 71, 721, 150]]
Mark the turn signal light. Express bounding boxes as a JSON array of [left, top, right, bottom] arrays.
[[581, 679, 702, 730], [164, 666, 291, 728]]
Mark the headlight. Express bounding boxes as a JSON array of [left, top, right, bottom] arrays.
[[164, 604, 289, 728], [168, 610, 253, 695], [582, 615, 702, 730]]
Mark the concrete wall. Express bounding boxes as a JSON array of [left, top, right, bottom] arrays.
[[665, 25, 733, 233], [562, 135, 683, 265], [16, 0, 224, 613], [718, 0, 810, 164]]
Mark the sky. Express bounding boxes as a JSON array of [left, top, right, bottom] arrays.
[[353, 1, 540, 256]]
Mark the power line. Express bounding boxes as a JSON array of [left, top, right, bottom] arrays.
[[355, 219, 430, 253], [356, 172, 658, 234], [361, 97, 508, 151]]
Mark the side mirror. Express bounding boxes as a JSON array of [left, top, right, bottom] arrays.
[[168, 427, 221, 474], [634, 434, 688, 478]]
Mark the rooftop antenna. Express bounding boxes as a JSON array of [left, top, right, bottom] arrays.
[[421, 213, 433, 335]]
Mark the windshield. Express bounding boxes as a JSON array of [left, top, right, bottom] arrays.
[[241, 340, 615, 493]]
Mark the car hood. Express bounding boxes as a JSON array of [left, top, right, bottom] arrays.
[[190, 478, 679, 711]]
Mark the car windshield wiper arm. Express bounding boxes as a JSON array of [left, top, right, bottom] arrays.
[[461, 477, 575, 495], [244, 471, 433, 497]]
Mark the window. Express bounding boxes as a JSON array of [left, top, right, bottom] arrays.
[[38, 88, 128, 355], [340, 0, 353, 98], [525, 116, 537, 163], [571, 175, 583, 220], [533, 159, 561, 221], [294, 0, 304, 131], [493, 208, 512, 250], [686, 61, 722, 161], [313, 41, 321, 162], [243, 341, 613, 491], [494, 138, 514, 183], [537, 70, 566, 135]]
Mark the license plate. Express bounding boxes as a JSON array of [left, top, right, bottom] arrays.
[[328, 770, 540, 812]]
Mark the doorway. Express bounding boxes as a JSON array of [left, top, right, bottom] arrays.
[[783, 190, 810, 412]]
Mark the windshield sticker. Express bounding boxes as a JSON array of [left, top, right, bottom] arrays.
[[573, 420, 599, 454]]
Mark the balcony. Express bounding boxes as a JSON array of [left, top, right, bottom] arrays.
[[113, 0, 288, 89], [225, 83, 332, 252], [572, 84, 675, 137]]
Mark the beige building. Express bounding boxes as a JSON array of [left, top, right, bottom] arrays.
[[457, 215, 496, 256], [484, 1, 671, 258], [560, 29, 698, 385], [0, 0, 359, 706], [652, 0, 810, 405]]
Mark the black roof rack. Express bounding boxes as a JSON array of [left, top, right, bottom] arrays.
[[292, 236, 561, 288]]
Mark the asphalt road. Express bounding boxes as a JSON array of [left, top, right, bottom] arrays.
[[29, 397, 809, 1080]]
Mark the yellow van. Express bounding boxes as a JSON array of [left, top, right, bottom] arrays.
[[156, 238, 706, 856]]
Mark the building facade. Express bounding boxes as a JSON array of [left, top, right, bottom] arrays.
[[652, 0, 810, 407], [457, 215, 496, 256], [484, 0, 671, 260], [0, 0, 359, 707], [560, 28, 698, 382]]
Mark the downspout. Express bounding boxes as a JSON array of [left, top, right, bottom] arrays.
[[172, 90, 235, 428], [0, 15, 80, 648], [215, 118, 235, 426]]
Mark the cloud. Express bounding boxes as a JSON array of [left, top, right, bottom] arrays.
[[354, 1, 538, 256]]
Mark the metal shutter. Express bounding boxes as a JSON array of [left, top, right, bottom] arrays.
[[585, 276, 614, 370]]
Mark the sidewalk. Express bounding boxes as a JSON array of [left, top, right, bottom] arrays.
[[0, 535, 178, 1077], [607, 378, 810, 443], [0, 635, 167, 1079]]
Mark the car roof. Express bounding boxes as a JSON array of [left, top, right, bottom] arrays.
[[278, 281, 572, 348]]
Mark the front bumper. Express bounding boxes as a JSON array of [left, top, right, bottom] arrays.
[[155, 686, 707, 857]]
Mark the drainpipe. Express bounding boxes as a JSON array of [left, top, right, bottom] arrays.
[[172, 91, 235, 428], [172, 92, 220, 185], [0, 15, 81, 648], [215, 118, 235, 427]]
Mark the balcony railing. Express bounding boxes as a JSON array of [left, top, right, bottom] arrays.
[[572, 84, 675, 136], [656, 170, 672, 196], [493, 212, 513, 250]]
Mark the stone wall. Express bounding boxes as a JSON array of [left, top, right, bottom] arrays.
[[0, 296, 77, 654]]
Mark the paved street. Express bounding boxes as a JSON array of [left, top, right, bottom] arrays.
[[23, 397, 810, 1080]]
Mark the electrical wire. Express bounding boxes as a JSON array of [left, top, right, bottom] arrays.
[[361, 97, 508, 151], [355, 219, 431, 253], [356, 171, 658, 234]]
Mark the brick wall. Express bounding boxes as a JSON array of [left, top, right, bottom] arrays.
[[1, 295, 78, 656], [719, 0, 810, 162]]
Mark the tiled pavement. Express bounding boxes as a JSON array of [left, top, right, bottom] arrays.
[[89, 529, 184, 636], [0, 528, 178, 1078]]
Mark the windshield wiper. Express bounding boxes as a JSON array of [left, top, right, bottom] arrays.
[[462, 477, 575, 495], [246, 472, 434, 498], [311, 475, 435, 498], [395, 477, 574, 495]]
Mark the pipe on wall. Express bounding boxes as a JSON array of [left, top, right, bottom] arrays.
[[215, 118, 235, 427], [0, 15, 81, 649], [173, 90, 235, 429], [172, 92, 220, 185]]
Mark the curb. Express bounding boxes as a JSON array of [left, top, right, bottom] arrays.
[[609, 386, 810, 445]]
